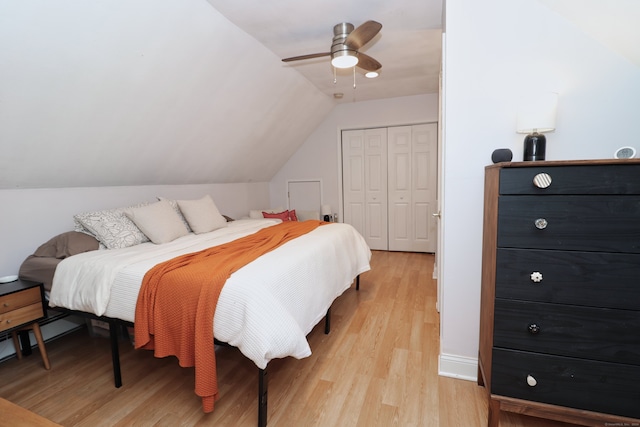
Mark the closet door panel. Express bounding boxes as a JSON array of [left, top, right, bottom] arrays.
[[364, 129, 388, 250], [342, 128, 388, 250], [413, 123, 437, 252], [414, 201, 430, 242], [342, 130, 367, 240], [388, 126, 413, 251], [367, 201, 386, 242]]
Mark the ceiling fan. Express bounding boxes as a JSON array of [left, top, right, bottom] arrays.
[[282, 20, 382, 72]]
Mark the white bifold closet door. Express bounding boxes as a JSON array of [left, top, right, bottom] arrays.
[[387, 124, 437, 252], [342, 128, 388, 250], [342, 123, 437, 253]]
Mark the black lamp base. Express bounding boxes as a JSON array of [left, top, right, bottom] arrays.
[[523, 133, 546, 161]]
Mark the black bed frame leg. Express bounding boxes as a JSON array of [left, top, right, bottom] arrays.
[[324, 307, 331, 334], [258, 368, 268, 427], [109, 321, 123, 388], [356, 275, 360, 291]]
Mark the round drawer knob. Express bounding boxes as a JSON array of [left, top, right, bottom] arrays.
[[528, 323, 540, 334], [530, 272, 543, 283], [535, 218, 548, 229], [533, 173, 552, 189], [526, 374, 537, 387]]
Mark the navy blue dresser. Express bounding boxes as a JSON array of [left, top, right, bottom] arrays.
[[478, 160, 640, 426]]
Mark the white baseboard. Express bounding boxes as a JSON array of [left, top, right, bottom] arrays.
[[438, 353, 478, 382]]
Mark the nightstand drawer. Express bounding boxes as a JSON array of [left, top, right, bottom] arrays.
[[0, 287, 41, 314], [491, 348, 640, 419], [499, 164, 640, 195], [497, 195, 640, 253], [493, 299, 640, 365], [0, 302, 44, 333], [495, 248, 640, 310]]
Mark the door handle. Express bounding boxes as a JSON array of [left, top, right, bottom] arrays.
[[432, 212, 441, 218]]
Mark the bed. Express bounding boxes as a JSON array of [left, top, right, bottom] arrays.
[[37, 199, 370, 427]]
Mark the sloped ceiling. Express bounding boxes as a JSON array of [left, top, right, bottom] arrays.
[[0, 0, 442, 190], [0, 0, 334, 189], [6, 0, 633, 191]]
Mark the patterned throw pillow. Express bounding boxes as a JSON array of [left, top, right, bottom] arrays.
[[74, 203, 150, 249]]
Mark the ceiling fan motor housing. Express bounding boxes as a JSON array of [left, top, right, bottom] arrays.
[[331, 22, 356, 57]]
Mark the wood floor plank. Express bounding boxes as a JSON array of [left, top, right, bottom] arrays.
[[0, 251, 581, 426]]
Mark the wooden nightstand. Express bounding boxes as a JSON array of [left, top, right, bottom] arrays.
[[0, 279, 50, 370]]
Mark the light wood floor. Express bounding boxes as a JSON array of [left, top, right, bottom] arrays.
[[0, 251, 575, 426]]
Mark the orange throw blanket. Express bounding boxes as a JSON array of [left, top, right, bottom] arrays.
[[134, 220, 325, 413]]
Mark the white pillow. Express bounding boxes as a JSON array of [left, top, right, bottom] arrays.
[[74, 203, 150, 249], [177, 195, 227, 234], [125, 200, 189, 244], [157, 196, 192, 232]]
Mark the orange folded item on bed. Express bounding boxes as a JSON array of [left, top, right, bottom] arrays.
[[134, 220, 326, 413]]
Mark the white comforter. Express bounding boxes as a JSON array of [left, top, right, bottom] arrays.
[[50, 219, 371, 368]]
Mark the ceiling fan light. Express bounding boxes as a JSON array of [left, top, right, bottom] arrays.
[[331, 51, 358, 69], [365, 71, 379, 78]]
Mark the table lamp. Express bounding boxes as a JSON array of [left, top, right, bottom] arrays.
[[321, 204, 332, 222], [517, 92, 558, 161]]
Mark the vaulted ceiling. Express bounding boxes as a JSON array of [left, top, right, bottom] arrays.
[[1, 0, 637, 190], [0, 0, 442, 190]]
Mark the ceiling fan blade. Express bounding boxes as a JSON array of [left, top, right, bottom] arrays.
[[344, 20, 382, 50], [356, 52, 382, 72], [282, 52, 331, 62]]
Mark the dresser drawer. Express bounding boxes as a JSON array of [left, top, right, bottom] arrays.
[[491, 348, 640, 419], [0, 287, 41, 314], [0, 303, 44, 333], [495, 248, 640, 309], [493, 300, 640, 365], [497, 195, 640, 253], [499, 164, 640, 195]]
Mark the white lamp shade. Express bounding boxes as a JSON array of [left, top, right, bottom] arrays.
[[516, 92, 558, 134], [321, 204, 332, 215]]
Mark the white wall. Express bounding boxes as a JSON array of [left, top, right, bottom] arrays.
[[440, 0, 640, 379], [269, 94, 439, 217], [0, 183, 269, 276]]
